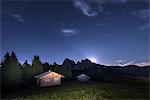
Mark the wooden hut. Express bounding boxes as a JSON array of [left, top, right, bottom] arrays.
[[34, 70, 65, 87], [77, 74, 90, 81]]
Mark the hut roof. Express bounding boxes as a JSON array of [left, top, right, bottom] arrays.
[[77, 74, 90, 78], [34, 70, 65, 79]]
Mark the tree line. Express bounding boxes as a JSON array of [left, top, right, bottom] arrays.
[[0, 52, 72, 94]]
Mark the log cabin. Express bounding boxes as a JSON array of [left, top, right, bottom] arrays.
[[34, 70, 65, 87], [77, 74, 90, 81]]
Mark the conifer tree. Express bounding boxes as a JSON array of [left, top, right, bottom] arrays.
[[1, 52, 23, 92], [31, 56, 44, 76]]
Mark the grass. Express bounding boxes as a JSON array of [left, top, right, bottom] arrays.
[[4, 80, 149, 100]]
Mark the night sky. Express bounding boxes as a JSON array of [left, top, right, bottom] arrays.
[[1, 0, 149, 66]]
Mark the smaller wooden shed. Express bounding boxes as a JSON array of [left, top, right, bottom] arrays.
[[34, 70, 65, 87], [77, 74, 90, 81]]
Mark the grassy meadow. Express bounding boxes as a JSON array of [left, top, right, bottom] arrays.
[[4, 80, 149, 100]]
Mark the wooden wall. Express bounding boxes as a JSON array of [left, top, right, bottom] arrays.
[[37, 78, 61, 86]]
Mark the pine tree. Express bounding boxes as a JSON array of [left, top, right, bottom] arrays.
[[22, 60, 34, 87], [31, 56, 44, 76], [22, 60, 32, 80], [1, 52, 10, 93], [1, 52, 23, 92]]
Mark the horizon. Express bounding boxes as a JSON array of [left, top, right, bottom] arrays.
[[1, 51, 150, 67]]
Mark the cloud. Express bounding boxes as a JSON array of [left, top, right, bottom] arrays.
[[139, 23, 150, 32], [134, 62, 150, 67], [73, 0, 128, 17], [73, 0, 98, 17], [1, 9, 26, 24], [116, 59, 124, 63], [117, 60, 150, 67], [61, 29, 80, 37], [117, 60, 135, 66], [131, 9, 150, 19], [131, 9, 149, 33], [11, 14, 25, 23]]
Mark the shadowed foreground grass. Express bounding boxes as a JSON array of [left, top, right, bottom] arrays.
[[4, 81, 149, 100]]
